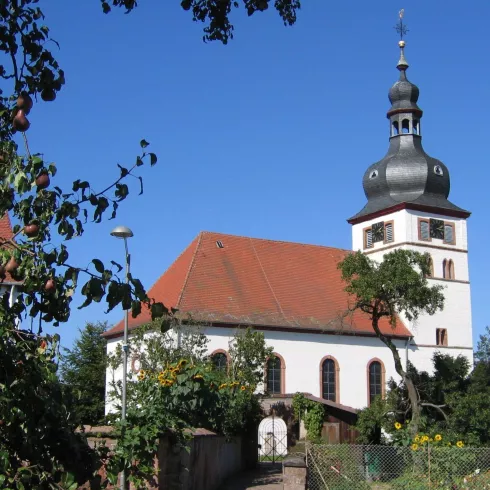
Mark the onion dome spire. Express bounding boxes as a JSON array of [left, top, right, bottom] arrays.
[[348, 11, 470, 223]]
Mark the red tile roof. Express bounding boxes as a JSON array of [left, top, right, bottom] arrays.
[[0, 213, 22, 284], [104, 232, 411, 339]]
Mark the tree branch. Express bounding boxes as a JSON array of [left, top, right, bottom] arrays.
[[420, 403, 448, 421]]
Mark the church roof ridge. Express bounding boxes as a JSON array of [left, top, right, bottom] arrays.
[[199, 230, 352, 253]]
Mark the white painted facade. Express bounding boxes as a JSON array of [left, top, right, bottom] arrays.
[[105, 323, 471, 415], [351, 207, 473, 372]]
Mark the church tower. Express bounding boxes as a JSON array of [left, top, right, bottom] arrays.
[[348, 35, 474, 371]]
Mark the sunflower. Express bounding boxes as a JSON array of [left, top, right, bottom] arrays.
[[219, 383, 227, 390], [137, 370, 146, 381], [177, 359, 187, 369], [414, 435, 420, 443], [456, 441, 464, 448], [434, 434, 442, 442], [394, 422, 402, 430], [240, 386, 246, 391], [421, 435, 429, 443], [411, 443, 419, 451]]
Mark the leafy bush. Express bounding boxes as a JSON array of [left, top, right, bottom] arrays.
[[105, 358, 262, 488], [292, 393, 325, 440]]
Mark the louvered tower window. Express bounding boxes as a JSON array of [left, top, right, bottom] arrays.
[[384, 222, 394, 242], [364, 229, 373, 248], [419, 220, 430, 241], [444, 224, 454, 244]]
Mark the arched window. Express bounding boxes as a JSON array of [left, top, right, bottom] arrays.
[[211, 352, 228, 372], [321, 356, 339, 402], [402, 119, 410, 134], [444, 259, 455, 280], [367, 359, 385, 405], [392, 121, 399, 136], [266, 354, 284, 394]]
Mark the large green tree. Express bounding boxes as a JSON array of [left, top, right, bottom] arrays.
[[59, 322, 108, 426], [338, 249, 445, 435], [356, 350, 490, 447]]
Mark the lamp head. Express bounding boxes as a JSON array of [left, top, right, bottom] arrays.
[[110, 225, 134, 239]]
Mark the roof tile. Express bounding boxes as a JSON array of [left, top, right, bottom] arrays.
[[104, 231, 411, 339]]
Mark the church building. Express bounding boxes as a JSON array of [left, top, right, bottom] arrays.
[[104, 39, 473, 417]]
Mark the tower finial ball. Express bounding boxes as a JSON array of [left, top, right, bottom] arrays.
[[399, 40, 406, 48]]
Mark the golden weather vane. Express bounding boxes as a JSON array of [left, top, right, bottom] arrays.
[[394, 9, 409, 40]]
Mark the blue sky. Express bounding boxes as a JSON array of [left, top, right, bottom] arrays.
[[24, 0, 489, 349]]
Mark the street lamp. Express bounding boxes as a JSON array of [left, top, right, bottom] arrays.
[[110, 225, 133, 490]]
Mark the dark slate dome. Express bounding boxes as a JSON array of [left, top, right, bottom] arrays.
[[349, 42, 470, 222], [388, 71, 421, 113]]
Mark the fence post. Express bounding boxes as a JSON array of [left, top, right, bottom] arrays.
[[283, 454, 307, 490]]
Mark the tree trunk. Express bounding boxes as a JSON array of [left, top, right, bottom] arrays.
[[372, 317, 420, 436]]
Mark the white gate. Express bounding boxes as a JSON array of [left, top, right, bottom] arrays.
[[258, 415, 287, 462]]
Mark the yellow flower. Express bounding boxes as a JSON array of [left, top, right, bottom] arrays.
[[219, 383, 227, 390], [421, 435, 429, 443], [434, 434, 442, 442], [456, 441, 464, 448], [411, 443, 419, 451], [137, 370, 146, 381], [414, 436, 420, 443], [178, 359, 187, 368], [394, 422, 402, 430], [240, 386, 246, 391]]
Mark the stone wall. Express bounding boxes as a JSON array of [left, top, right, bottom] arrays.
[[81, 426, 255, 490]]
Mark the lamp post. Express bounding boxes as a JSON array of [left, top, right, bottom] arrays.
[[110, 225, 133, 490]]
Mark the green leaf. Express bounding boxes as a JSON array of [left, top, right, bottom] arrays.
[[140, 139, 150, 148], [92, 259, 104, 274]]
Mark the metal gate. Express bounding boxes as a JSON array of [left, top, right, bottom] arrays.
[[258, 415, 287, 463]]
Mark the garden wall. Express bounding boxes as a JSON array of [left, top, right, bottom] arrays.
[[81, 426, 256, 490]]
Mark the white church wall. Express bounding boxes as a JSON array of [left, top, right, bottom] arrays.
[[408, 344, 473, 375], [351, 208, 473, 359], [352, 209, 406, 251], [105, 323, 474, 416]]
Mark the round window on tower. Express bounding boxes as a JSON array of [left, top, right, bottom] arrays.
[[434, 165, 444, 177], [369, 170, 378, 180]]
